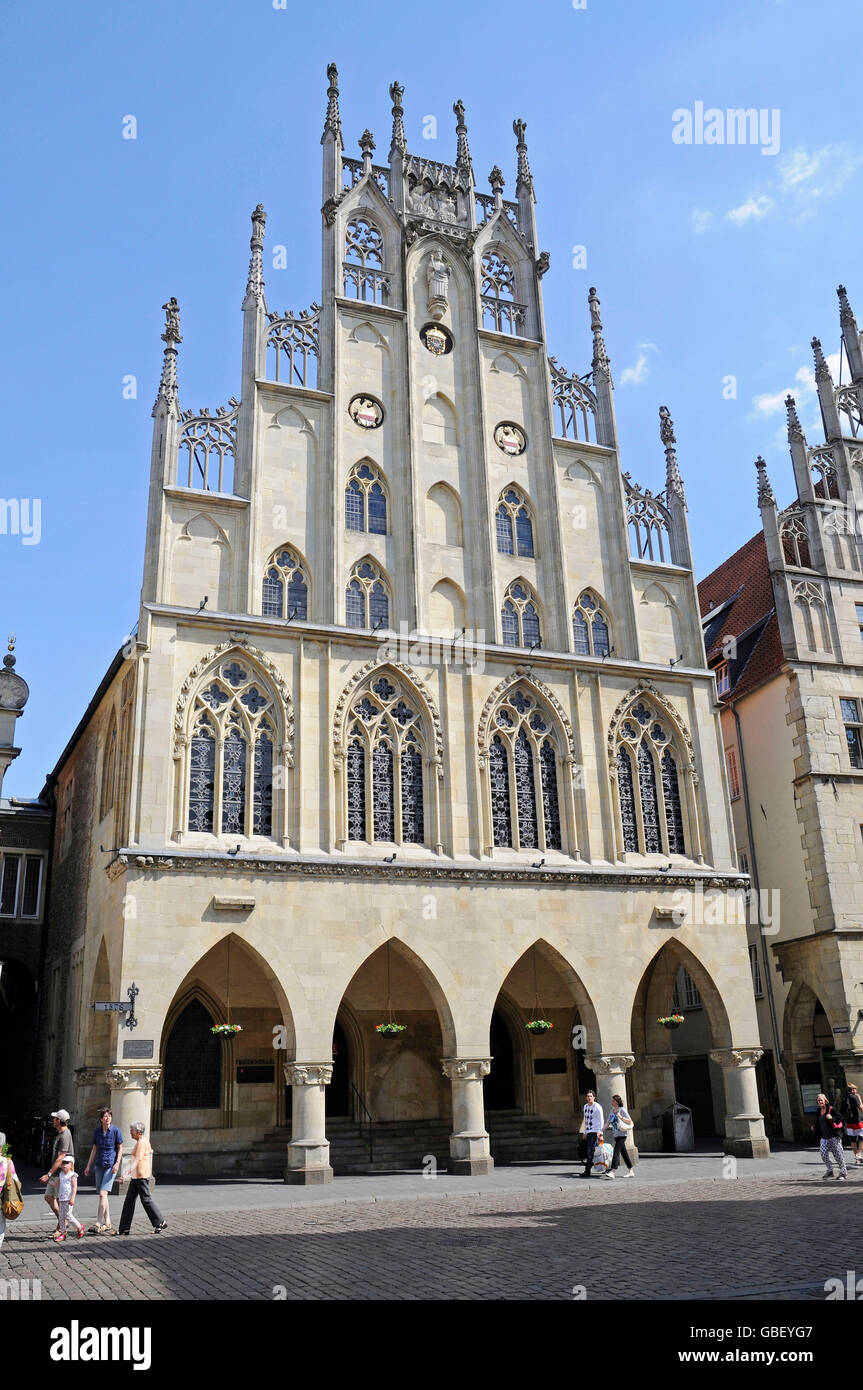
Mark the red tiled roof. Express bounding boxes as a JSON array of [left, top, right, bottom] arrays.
[[697, 529, 785, 702]]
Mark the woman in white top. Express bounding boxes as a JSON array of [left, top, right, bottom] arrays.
[[605, 1094, 635, 1177]]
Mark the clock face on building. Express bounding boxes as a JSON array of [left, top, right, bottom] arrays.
[[348, 394, 384, 429], [494, 421, 527, 456], [420, 323, 453, 356]]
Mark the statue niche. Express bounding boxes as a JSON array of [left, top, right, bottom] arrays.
[[426, 251, 451, 321]]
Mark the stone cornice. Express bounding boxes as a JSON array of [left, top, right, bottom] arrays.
[[105, 849, 747, 890]]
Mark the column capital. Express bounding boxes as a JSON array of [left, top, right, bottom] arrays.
[[441, 1058, 491, 1081], [641, 1053, 677, 1070], [75, 1067, 106, 1087], [105, 1065, 163, 1092], [284, 1062, 333, 1087], [709, 1048, 763, 1069], [585, 1053, 635, 1075]]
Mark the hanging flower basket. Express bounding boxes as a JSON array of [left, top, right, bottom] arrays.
[[526, 1019, 554, 1035], [375, 1022, 407, 1039], [211, 1023, 243, 1037], [658, 1014, 684, 1030]]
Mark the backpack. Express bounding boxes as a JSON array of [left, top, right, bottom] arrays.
[[841, 1092, 862, 1123], [1, 1163, 23, 1221]]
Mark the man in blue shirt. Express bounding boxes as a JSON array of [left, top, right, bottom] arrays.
[[84, 1107, 123, 1233]]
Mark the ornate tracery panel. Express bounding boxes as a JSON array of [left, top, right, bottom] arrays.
[[613, 701, 687, 856], [480, 250, 526, 335], [484, 687, 565, 853], [343, 218, 390, 304], [340, 674, 429, 846], [184, 659, 279, 840]]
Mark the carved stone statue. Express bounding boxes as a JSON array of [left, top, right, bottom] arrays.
[[426, 251, 451, 320]]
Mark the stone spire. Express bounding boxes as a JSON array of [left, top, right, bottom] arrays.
[[812, 336, 832, 383], [785, 393, 805, 443], [389, 81, 406, 158], [838, 284, 863, 381], [588, 286, 610, 375], [153, 297, 181, 415], [755, 456, 775, 508], [243, 204, 267, 309], [322, 62, 342, 142], [513, 118, 532, 192], [660, 406, 686, 504], [0, 635, 30, 796], [453, 100, 472, 175], [811, 336, 842, 440]]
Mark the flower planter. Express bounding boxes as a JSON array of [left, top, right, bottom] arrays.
[[525, 1020, 554, 1035], [211, 1024, 243, 1037], [657, 1015, 684, 1030], [375, 1023, 407, 1039]]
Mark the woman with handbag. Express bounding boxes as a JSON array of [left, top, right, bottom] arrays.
[[114, 1122, 167, 1235], [0, 1131, 23, 1247], [605, 1095, 635, 1178], [811, 1093, 848, 1180]]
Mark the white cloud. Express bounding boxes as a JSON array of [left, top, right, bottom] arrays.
[[726, 194, 773, 225], [750, 352, 841, 419], [691, 207, 713, 234], [619, 343, 657, 387]]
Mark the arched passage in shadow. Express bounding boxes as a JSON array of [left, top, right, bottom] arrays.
[[782, 980, 847, 1133]]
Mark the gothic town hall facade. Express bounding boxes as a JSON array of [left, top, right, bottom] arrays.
[[39, 69, 769, 1179]]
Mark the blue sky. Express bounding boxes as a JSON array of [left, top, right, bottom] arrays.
[[1, 0, 860, 796]]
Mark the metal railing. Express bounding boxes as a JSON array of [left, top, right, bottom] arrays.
[[350, 1081, 374, 1165]]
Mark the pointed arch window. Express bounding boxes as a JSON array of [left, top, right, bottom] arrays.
[[485, 688, 566, 852], [342, 675, 428, 846], [572, 591, 611, 656], [792, 580, 830, 652], [345, 462, 387, 535], [501, 581, 541, 648], [185, 660, 280, 840], [346, 559, 390, 630], [496, 488, 535, 558], [780, 513, 811, 568], [343, 218, 389, 304], [99, 712, 118, 821], [614, 703, 687, 856], [261, 547, 308, 620], [481, 250, 526, 335]]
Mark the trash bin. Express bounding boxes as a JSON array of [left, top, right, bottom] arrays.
[[662, 1102, 694, 1153]]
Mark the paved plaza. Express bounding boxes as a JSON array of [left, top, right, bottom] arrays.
[[3, 1147, 861, 1301]]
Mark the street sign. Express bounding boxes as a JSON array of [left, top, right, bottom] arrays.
[[91, 982, 139, 1030]]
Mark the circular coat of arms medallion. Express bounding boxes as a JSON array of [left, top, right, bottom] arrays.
[[348, 394, 384, 429], [494, 421, 527, 456]]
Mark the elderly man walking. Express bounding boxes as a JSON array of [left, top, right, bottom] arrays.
[[39, 1109, 74, 1235], [115, 1123, 167, 1235]]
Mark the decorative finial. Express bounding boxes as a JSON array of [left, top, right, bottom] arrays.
[[588, 287, 610, 373], [323, 62, 342, 141], [154, 298, 181, 413], [454, 100, 472, 172], [513, 117, 532, 190], [7, 634, 14, 653], [359, 129, 375, 175], [811, 336, 832, 383], [244, 204, 267, 307], [785, 393, 804, 442], [4, 635, 15, 670], [489, 166, 505, 192], [389, 81, 406, 157], [660, 406, 685, 503], [837, 284, 856, 329], [755, 455, 775, 508]]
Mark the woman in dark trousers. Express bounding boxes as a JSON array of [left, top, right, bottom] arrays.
[[114, 1122, 167, 1234], [605, 1094, 635, 1178], [811, 1093, 848, 1180]]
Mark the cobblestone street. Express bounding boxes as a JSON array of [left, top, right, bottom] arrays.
[[3, 1163, 860, 1302]]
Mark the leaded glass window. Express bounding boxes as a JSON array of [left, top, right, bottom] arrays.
[[496, 488, 535, 557], [345, 560, 390, 630], [345, 462, 388, 534], [221, 724, 247, 835], [341, 673, 428, 846], [486, 688, 565, 853], [490, 735, 512, 847], [572, 591, 612, 657], [501, 581, 542, 648], [186, 659, 279, 840], [615, 701, 688, 856], [261, 547, 308, 620], [661, 749, 685, 853]]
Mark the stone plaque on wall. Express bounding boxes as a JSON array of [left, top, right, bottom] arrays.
[[122, 1039, 154, 1060]]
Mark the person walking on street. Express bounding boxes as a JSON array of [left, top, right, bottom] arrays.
[[84, 1107, 123, 1234], [55, 1155, 84, 1242], [811, 1093, 848, 1180], [115, 1123, 166, 1235], [0, 1132, 20, 1251], [839, 1084, 863, 1165], [579, 1090, 604, 1178], [39, 1110, 74, 1234], [605, 1094, 635, 1178]]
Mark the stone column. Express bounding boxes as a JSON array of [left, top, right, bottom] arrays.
[[638, 1053, 677, 1151], [585, 1053, 637, 1160], [104, 1066, 162, 1144], [710, 1048, 770, 1159], [284, 1063, 333, 1185], [442, 1058, 494, 1176]]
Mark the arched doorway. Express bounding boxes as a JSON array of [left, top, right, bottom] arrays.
[[484, 1007, 516, 1111], [327, 1018, 351, 1117], [783, 983, 846, 1137]]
